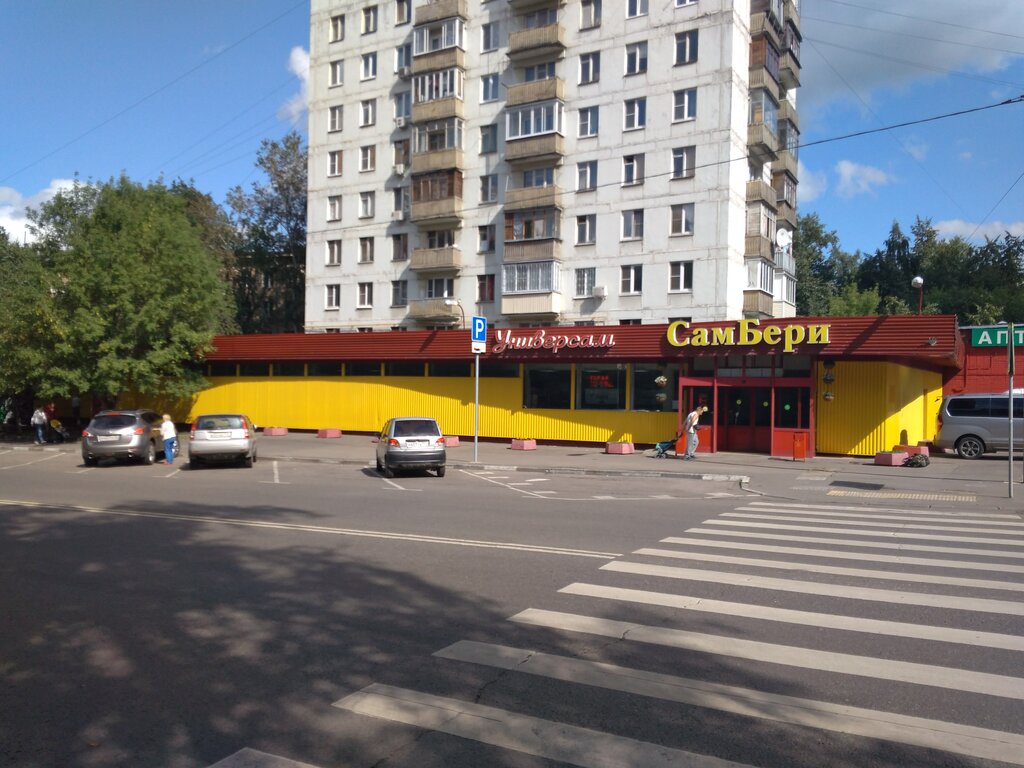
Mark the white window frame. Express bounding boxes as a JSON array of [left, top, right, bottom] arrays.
[[361, 52, 377, 80], [328, 105, 343, 132], [579, 52, 600, 85], [627, 0, 649, 17], [327, 239, 342, 266], [675, 0, 698, 7], [328, 150, 343, 176], [325, 284, 341, 310], [620, 264, 643, 295], [581, 0, 602, 29], [575, 267, 596, 297], [480, 174, 498, 203], [625, 42, 648, 75], [622, 154, 645, 186], [413, 18, 466, 55], [671, 203, 695, 236], [360, 145, 376, 172], [480, 124, 498, 153], [357, 282, 374, 308], [327, 195, 342, 222], [391, 280, 408, 306], [427, 277, 455, 298], [330, 14, 345, 43], [392, 233, 409, 261], [394, 91, 411, 119], [359, 237, 375, 263], [479, 224, 496, 252], [670, 261, 694, 292], [578, 106, 599, 137], [395, 0, 411, 25], [361, 6, 378, 35], [621, 209, 644, 240], [624, 98, 646, 130], [482, 22, 499, 52], [413, 68, 465, 104], [330, 60, 344, 87], [672, 146, 696, 179], [359, 191, 375, 218], [481, 73, 500, 103], [576, 214, 596, 245], [673, 88, 697, 122], [675, 30, 698, 66], [360, 99, 377, 127], [502, 261, 557, 294], [577, 160, 597, 191], [506, 100, 563, 139]]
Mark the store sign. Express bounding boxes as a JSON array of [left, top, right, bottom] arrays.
[[971, 326, 1024, 347], [492, 328, 616, 355], [667, 319, 830, 353]]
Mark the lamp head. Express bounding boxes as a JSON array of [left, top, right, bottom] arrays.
[[911, 276, 924, 289]]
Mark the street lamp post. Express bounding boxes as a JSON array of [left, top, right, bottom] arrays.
[[444, 298, 465, 329], [911, 276, 924, 315]]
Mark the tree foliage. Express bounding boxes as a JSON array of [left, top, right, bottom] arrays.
[[0, 177, 235, 401]]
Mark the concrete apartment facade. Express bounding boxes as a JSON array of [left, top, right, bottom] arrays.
[[305, 0, 801, 332]]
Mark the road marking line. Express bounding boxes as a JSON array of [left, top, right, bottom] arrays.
[[381, 477, 421, 491], [829, 489, 976, 502], [524, 477, 550, 483], [207, 747, 325, 767], [723, 511, 1024, 534], [462, 470, 558, 499], [0, 452, 64, 470], [564, 581, 1024, 651], [0, 499, 621, 559], [743, 501, 1020, 520], [435, 641, 1024, 766], [678, 530, 1024, 559], [702, 519, 1024, 547], [334, 683, 755, 768], [632, 547, 1024, 592], [509, 609, 1024, 700]]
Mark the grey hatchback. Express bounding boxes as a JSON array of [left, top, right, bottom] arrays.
[[81, 409, 164, 466], [188, 413, 258, 468], [375, 417, 446, 477]]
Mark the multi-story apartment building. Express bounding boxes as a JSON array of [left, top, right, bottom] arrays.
[[305, 0, 801, 332]]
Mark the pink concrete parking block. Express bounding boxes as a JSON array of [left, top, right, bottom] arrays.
[[874, 451, 908, 466], [511, 439, 536, 451], [606, 442, 634, 454], [263, 427, 289, 436], [898, 444, 929, 456], [444, 435, 460, 447], [317, 428, 343, 439]]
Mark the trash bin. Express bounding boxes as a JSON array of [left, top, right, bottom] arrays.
[[793, 432, 807, 461]]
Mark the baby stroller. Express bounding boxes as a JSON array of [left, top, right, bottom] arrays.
[[653, 432, 683, 458], [49, 418, 72, 443]]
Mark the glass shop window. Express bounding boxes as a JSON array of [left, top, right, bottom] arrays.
[[273, 362, 306, 376], [239, 363, 270, 376], [480, 362, 521, 378], [632, 364, 678, 412], [524, 365, 572, 409], [577, 365, 626, 410], [429, 362, 472, 377], [208, 362, 237, 376], [385, 361, 425, 376], [308, 362, 342, 376], [346, 362, 382, 376], [781, 354, 811, 377], [774, 387, 810, 428]]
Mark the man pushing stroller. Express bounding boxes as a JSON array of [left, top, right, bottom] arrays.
[[653, 404, 708, 459]]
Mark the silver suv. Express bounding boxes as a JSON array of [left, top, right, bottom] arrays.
[[375, 417, 446, 477], [81, 409, 165, 466], [935, 392, 1023, 459]]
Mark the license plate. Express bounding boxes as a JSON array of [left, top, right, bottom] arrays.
[[208, 431, 231, 440], [97, 435, 119, 442]]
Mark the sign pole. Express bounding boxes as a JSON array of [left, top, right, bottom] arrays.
[[474, 352, 480, 463], [1010, 322, 1015, 499]]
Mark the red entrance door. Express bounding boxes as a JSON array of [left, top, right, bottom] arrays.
[[718, 386, 772, 453]]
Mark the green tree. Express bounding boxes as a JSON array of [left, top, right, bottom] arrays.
[[226, 132, 307, 333], [18, 176, 235, 402], [0, 229, 54, 396], [828, 283, 880, 316], [857, 222, 918, 309], [793, 213, 858, 316]]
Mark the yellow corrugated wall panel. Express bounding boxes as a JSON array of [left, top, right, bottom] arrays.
[[187, 375, 678, 444], [816, 362, 941, 456]]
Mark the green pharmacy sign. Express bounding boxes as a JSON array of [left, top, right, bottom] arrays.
[[971, 326, 1024, 347]]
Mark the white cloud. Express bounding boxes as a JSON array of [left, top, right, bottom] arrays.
[[903, 139, 928, 161], [0, 179, 75, 244], [935, 218, 1024, 241], [279, 46, 310, 126], [835, 160, 894, 198], [796, 160, 828, 203]]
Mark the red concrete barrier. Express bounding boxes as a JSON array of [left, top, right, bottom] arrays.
[[263, 427, 289, 436], [874, 451, 908, 466], [444, 435, 460, 447], [511, 439, 536, 451], [317, 428, 343, 439], [898, 444, 929, 456], [606, 442, 634, 454]]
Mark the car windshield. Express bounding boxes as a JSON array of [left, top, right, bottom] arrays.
[[394, 419, 440, 437], [197, 415, 245, 430], [91, 414, 137, 430]]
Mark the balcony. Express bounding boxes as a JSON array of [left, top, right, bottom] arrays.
[[411, 148, 464, 175], [747, 123, 778, 163], [784, 0, 801, 37], [506, 78, 564, 106], [407, 298, 462, 324], [507, 23, 566, 61], [411, 96, 464, 123], [505, 133, 565, 163], [411, 48, 465, 75], [743, 289, 774, 317], [505, 185, 562, 211], [501, 291, 562, 317], [779, 50, 800, 90], [750, 12, 782, 49], [411, 197, 463, 224], [778, 100, 799, 129], [414, 0, 467, 26], [745, 233, 774, 260], [746, 179, 777, 209], [503, 238, 561, 263], [776, 198, 797, 229], [410, 246, 462, 273], [749, 66, 780, 102], [774, 148, 798, 178]]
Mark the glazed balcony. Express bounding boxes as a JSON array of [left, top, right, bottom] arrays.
[[779, 50, 800, 90], [506, 78, 564, 106], [750, 12, 782, 49], [507, 23, 566, 61], [411, 148, 464, 175], [501, 291, 563, 317], [407, 298, 461, 324], [409, 246, 462, 272], [410, 197, 463, 224], [775, 148, 798, 178], [505, 185, 562, 211], [784, 0, 801, 37], [411, 48, 465, 75], [747, 123, 778, 162], [505, 133, 565, 163], [749, 66, 780, 102], [778, 100, 799, 129], [414, 0, 467, 27], [411, 96, 464, 123], [746, 179, 778, 209], [743, 289, 774, 317]]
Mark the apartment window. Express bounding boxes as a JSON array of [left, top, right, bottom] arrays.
[[622, 154, 645, 186], [749, 90, 779, 131], [481, 73, 500, 103], [413, 68, 465, 103], [480, 124, 498, 153], [576, 214, 596, 245], [330, 60, 344, 87], [328, 105, 343, 132], [359, 237, 375, 263], [620, 319, 642, 326], [326, 284, 341, 309], [395, 0, 411, 25], [672, 146, 696, 179], [670, 261, 694, 292], [523, 167, 554, 188], [624, 98, 646, 130], [575, 267, 596, 297], [577, 160, 597, 191], [360, 145, 376, 172], [414, 118, 465, 153], [330, 14, 345, 42], [625, 42, 648, 75], [392, 280, 408, 306], [358, 282, 373, 308], [392, 233, 409, 261], [621, 265, 643, 294], [394, 91, 411, 119], [359, 191, 375, 218], [579, 52, 600, 84], [675, 30, 699, 65], [478, 274, 496, 302], [413, 18, 466, 55], [358, 100, 375, 128], [627, 0, 648, 17], [581, 0, 601, 29], [396, 43, 413, 70], [427, 230, 456, 248], [325, 197, 343, 225], [327, 239, 342, 266], [673, 88, 697, 122], [361, 52, 377, 80], [506, 101, 563, 138], [361, 6, 378, 34], [502, 261, 557, 293], [482, 22, 499, 51], [479, 225, 496, 252], [671, 203, 695, 236], [579, 106, 599, 137], [481, 174, 498, 203], [505, 209, 559, 241], [427, 277, 454, 298], [393, 186, 410, 215], [328, 150, 343, 176], [622, 209, 644, 240], [524, 62, 556, 82], [676, 0, 698, 5]]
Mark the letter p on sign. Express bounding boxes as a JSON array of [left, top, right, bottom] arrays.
[[472, 315, 487, 353]]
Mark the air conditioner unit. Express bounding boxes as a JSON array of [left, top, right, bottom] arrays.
[[592, 285, 608, 298], [394, 116, 408, 128], [398, 66, 412, 78], [393, 163, 406, 175], [392, 210, 408, 222]]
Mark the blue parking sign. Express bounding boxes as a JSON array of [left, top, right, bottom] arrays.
[[472, 315, 487, 343]]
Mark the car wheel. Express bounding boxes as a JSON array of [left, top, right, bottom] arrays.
[[436, 465, 446, 477], [382, 465, 394, 478], [189, 456, 203, 469], [83, 456, 97, 467], [955, 435, 985, 459], [375, 456, 383, 472], [142, 441, 156, 465], [242, 454, 253, 468]]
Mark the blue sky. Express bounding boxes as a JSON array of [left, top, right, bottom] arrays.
[[1, 0, 1022, 257]]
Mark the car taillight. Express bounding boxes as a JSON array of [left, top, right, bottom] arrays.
[[190, 423, 196, 438], [435, 437, 445, 446], [389, 438, 400, 446], [242, 419, 250, 438], [82, 429, 91, 438], [134, 427, 145, 434], [937, 412, 943, 430]]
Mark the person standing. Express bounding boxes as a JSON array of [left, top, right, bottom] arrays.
[[682, 405, 708, 460], [31, 406, 48, 444], [160, 414, 177, 465]]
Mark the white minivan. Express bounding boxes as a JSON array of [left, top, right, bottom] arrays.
[[935, 391, 1023, 458]]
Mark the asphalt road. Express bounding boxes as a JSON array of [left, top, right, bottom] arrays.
[[1, 448, 1021, 768]]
